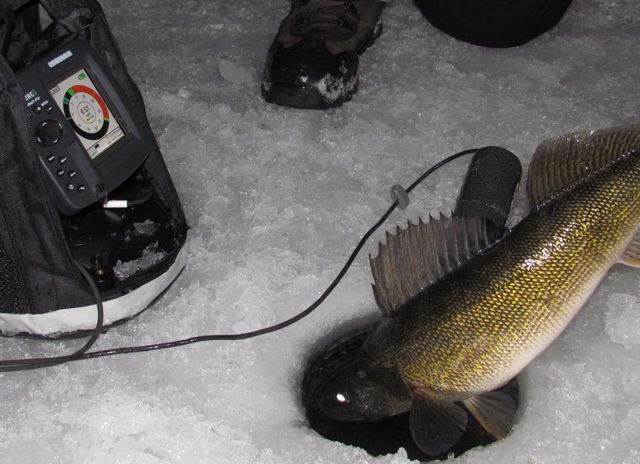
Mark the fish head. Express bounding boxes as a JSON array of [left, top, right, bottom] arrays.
[[317, 361, 412, 422]]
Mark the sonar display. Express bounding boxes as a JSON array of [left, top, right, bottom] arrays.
[[50, 68, 125, 159]]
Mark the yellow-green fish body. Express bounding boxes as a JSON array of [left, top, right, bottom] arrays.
[[378, 145, 640, 395]]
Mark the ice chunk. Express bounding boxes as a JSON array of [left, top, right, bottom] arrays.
[[133, 220, 161, 236], [218, 58, 253, 85], [114, 242, 167, 280], [177, 87, 191, 99]]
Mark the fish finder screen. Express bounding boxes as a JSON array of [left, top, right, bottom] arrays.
[[49, 68, 125, 160]]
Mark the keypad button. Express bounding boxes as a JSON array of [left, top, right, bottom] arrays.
[[59, 156, 68, 164], [45, 105, 54, 114], [66, 183, 75, 191], [77, 185, 86, 193], [46, 154, 56, 163], [56, 169, 65, 177], [33, 106, 42, 114], [68, 171, 77, 179], [36, 120, 63, 146]]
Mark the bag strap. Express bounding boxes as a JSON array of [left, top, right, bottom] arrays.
[[1, 0, 41, 58], [1, 0, 33, 11]]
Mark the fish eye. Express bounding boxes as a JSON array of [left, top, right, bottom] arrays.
[[335, 392, 350, 404]]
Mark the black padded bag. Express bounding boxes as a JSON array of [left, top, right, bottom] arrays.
[[0, 0, 188, 335]]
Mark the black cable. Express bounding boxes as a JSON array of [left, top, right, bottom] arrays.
[[0, 148, 477, 369], [0, 263, 104, 372], [70, 148, 479, 360]]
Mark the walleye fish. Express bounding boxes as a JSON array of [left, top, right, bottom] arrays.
[[317, 125, 640, 456]]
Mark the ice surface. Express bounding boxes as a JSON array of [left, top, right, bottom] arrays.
[[1, 0, 639, 463], [604, 293, 640, 346]]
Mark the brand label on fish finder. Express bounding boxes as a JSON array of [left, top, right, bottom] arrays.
[[48, 50, 73, 68], [17, 40, 153, 215]]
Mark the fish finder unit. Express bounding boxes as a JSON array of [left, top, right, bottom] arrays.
[[0, 2, 188, 340], [17, 39, 153, 215]]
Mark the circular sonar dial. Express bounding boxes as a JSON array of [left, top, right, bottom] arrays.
[[62, 85, 110, 140]]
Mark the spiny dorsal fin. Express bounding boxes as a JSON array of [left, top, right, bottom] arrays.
[[370, 214, 494, 316], [527, 124, 640, 209]]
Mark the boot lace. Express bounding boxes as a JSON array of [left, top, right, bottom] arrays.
[[291, 0, 360, 38]]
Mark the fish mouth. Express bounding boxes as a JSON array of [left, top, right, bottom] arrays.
[[317, 403, 384, 423], [317, 396, 359, 422], [317, 383, 412, 423]]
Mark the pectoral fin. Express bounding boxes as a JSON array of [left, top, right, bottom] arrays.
[[463, 390, 517, 440], [409, 392, 468, 456]]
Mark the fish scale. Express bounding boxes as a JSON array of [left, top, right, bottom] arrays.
[[379, 149, 640, 394]]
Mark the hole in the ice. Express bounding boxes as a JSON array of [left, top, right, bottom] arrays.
[[301, 322, 521, 461]]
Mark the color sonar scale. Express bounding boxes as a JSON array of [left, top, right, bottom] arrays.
[[51, 69, 125, 159]]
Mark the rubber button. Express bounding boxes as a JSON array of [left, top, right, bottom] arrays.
[[77, 185, 86, 193], [46, 154, 56, 163], [56, 169, 65, 177], [68, 171, 77, 179], [36, 120, 63, 146], [66, 183, 75, 191], [59, 156, 68, 164]]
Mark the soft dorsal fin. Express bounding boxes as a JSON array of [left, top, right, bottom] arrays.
[[620, 230, 640, 268], [527, 124, 640, 209], [370, 214, 494, 315]]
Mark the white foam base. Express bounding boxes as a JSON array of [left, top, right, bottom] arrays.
[[0, 248, 187, 336]]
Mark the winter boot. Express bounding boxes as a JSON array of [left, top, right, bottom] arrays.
[[262, 0, 384, 109]]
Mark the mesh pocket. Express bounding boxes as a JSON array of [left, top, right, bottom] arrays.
[[0, 244, 26, 314]]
